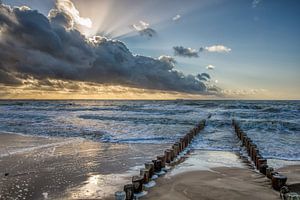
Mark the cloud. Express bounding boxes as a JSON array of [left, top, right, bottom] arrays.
[[158, 55, 177, 67], [197, 73, 210, 81], [52, 0, 92, 28], [0, 3, 214, 95], [206, 65, 215, 70], [221, 88, 267, 97], [173, 46, 199, 58], [131, 20, 157, 38], [252, 0, 262, 8], [200, 45, 231, 53], [172, 14, 181, 21]]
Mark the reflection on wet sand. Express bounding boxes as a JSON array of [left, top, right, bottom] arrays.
[[0, 133, 169, 199]]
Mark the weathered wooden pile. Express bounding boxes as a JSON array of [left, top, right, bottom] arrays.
[[115, 119, 206, 200], [232, 119, 289, 192]]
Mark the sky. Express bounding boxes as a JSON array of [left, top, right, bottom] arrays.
[[0, 0, 299, 99]]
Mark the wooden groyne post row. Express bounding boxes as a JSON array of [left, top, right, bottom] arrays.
[[232, 119, 298, 199], [115, 119, 207, 200]]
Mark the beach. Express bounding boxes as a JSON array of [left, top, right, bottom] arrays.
[[0, 100, 300, 199], [144, 166, 300, 200], [1, 135, 300, 200], [1, 0, 300, 197], [143, 151, 300, 200], [0, 132, 169, 199], [1, 134, 300, 200]]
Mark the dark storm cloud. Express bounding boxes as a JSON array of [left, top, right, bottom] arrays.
[[0, 3, 212, 94], [173, 46, 199, 58]]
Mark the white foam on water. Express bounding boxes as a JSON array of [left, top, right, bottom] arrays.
[[144, 180, 156, 188], [42, 192, 48, 199], [151, 174, 158, 180], [134, 191, 148, 198], [155, 170, 166, 176]]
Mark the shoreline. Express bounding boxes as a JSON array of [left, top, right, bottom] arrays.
[[0, 132, 169, 199], [0, 132, 299, 199]]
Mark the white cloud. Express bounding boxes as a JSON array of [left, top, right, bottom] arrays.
[[158, 55, 176, 67], [221, 88, 267, 96], [54, 0, 92, 28], [131, 21, 156, 38], [132, 20, 149, 31], [206, 65, 215, 70], [173, 46, 199, 57], [172, 14, 181, 21], [201, 45, 231, 53]]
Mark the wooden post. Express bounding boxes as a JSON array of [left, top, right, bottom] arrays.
[[272, 174, 287, 191], [246, 139, 252, 155], [140, 168, 150, 184], [152, 159, 162, 172], [266, 167, 274, 179], [165, 149, 172, 163], [132, 175, 144, 193], [123, 184, 134, 200], [242, 136, 247, 146], [180, 138, 185, 150], [257, 158, 267, 170], [170, 149, 175, 161], [172, 144, 178, 156], [251, 147, 258, 162], [174, 143, 181, 154], [145, 162, 154, 178], [250, 144, 257, 160], [255, 155, 262, 169], [259, 164, 268, 175], [157, 155, 166, 168], [240, 132, 245, 142]]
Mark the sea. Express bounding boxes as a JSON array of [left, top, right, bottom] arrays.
[[0, 100, 299, 161], [0, 100, 299, 199]]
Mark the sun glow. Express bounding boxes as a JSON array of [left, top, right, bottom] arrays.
[[0, 79, 213, 100], [72, 0, 198, 38]]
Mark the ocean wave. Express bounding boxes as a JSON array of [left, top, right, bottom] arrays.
[[0, 100, 299, 161], [78, 114, 197, 125]]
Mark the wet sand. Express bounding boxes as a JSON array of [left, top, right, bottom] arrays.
[[144, 162, 300, 200], [1, 133, 299, 200], [0, 132, 169, 199]]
